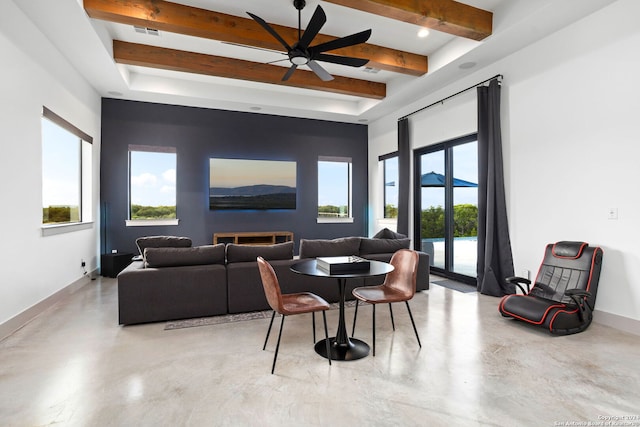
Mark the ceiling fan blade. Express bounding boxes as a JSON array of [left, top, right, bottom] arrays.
[[247, 12, 292, 52], [267, 58, 291, 65], [310, 29, 372, 54], [222, 41, 287, 56], [313, 53, 369, 67], [282, 64, 298, 81], [307, 60, 334, 82], [298, 5, 326, 50]]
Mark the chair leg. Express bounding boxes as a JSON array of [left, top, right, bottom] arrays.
[[389, 303, 395, 331], [271, 315, 286, 374], [312, 312, 316, 343], [263, 311, 276, 350], [372, 303, 376, 357], [405, 301, 421, 349], [322, 310, 331, 366], [351, 299, 359, 337]]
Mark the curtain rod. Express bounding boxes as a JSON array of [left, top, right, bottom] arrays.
[[398, 74, 503, 121]]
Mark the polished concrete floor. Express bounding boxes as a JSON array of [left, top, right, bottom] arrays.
[[1, 277, 639, 426]]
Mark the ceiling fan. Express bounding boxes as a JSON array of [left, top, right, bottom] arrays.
[[247, 0, 372, 82]]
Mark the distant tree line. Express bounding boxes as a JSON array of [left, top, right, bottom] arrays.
[[421, 204, 478, 238], [318, 205, 348, 217], [131, 204, 176, 220], [385, 205, 398, 218], [42, 206, 79, 224]]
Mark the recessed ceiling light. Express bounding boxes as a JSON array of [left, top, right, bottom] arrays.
[[107, 91, 123, 97], [250, 106, 262, 111], [358, 119, 368, 123], [417, 28, 430, 38], [459, 61, 477, 70]]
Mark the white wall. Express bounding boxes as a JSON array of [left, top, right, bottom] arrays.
[[0, 2, 101, 328], [368, 0, 640, 326]]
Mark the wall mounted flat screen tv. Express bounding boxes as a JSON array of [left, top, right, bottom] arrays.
[[209, 158, 297, 210]]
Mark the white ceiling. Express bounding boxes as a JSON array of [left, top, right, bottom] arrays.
[[15, 0, 617, 123]]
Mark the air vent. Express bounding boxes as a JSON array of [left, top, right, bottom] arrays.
[[133, 26, 160, 36], [362, 67, 380, 74]]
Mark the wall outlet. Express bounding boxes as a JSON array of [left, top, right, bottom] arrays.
[[607, 207, 618, 220], [81, 260, 86, 268], [111, 249, 118, 254]]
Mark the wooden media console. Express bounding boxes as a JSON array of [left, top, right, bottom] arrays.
[[213, 231, 293, 246]]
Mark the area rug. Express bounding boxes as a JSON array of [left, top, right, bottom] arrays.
[[165, 300, 357, 330], [431, 279, 477, 293]]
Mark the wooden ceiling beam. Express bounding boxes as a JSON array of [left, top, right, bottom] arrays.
[[113, 41, 386, 99], [323, 0, 492, 41], [84, 0, 427, 76]]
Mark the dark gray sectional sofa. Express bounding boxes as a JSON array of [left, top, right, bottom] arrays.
[[117, 235, 430, 325]]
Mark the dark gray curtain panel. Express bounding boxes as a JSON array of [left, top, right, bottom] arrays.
[[477, 79, 515, 296], [397, 118, 410, 238]]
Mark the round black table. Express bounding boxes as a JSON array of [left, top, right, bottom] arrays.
[[290, 259, 394, 361]]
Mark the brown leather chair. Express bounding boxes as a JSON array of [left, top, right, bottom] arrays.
[[257, 257, 332, 374], [351, 249, 422, 356]]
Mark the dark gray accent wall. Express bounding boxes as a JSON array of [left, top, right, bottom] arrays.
[[100, 99, 368, 255]]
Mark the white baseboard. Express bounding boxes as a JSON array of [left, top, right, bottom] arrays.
[[0, 270, 97, 341], [594, 309, 640, 336]]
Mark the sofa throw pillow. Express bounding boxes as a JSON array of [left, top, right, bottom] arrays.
[[359, 237, 411, 255], [136, 235, 192, 256], [226, 241, 294, 263], [144, 244, 225, 268], [372, 228, 407, 239], [298, 237, 361, 259]]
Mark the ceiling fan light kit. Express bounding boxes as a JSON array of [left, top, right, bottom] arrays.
[[247, 0, 371, 82]]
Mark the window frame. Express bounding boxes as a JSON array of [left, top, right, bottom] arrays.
[[379, 151, 399, 219], [125, 144, 179, 227], [317, 156, 354, 224], [41, 107, 93, 236]]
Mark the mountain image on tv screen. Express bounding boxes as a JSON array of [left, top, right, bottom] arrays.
[[209, 158, 296, 210]]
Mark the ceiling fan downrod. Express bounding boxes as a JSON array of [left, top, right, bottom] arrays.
[[294, 0, 306, 41]]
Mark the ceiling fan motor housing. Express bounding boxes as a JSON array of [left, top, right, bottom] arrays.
[[293, 0, 306, 11], [289, 48, 310, 65]]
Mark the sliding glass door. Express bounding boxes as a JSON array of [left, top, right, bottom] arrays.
[[414, 134, 478, 283]]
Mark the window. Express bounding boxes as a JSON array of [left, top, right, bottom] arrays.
[[317, 156, 352, 222], [126, 145, 178, 226], [380, 153, 398, 218], [41, 107, 92, 229]]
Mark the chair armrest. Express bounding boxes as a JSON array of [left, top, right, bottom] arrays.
[[506, 276, 531, 294], [565, 288, 591, 298], [564, 288, 593, 321]]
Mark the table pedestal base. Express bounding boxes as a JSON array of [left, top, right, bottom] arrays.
[[315, 337, 370, 361]]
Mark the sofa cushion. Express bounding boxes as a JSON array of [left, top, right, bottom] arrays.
[[136, 235, 192, 256], [298, 237, 361, 259], [226, 241, 294, 263], [144, 245, 225, 268], [359, 237, 411, 255], [373, 228, 407, 239]]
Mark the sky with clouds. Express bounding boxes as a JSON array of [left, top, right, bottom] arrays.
[[130, 151, 176, 207]]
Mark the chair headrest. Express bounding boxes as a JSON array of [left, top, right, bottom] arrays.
[[551, 241, 588, 259]]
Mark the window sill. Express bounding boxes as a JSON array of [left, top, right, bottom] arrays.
[[378, 218, 398, 225], [125, 219, 180, 227], [316, 217, 354, 224], [42, 221, 93, 237]]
